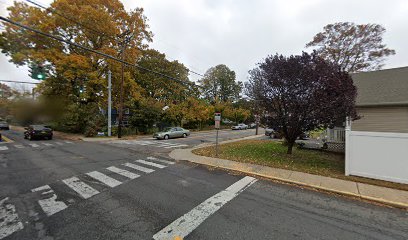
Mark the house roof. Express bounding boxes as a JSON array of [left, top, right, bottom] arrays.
[[351, 66, 408, 107]]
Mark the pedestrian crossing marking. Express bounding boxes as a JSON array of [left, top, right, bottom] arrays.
[[0, 156, 172, 238], [55, 142, 64, 145], [109, 140, 188, 149], [43, 143, 53, 146], [147, 157, 175, 165], [14, 145, 24, 149], [123, 162, 155, 173], [86, 171, 122, 188], [62, 177, 100, 199], [107, 166, 140, 179], [136, 159, 166, 169], [29, 143, 39, 147], [32, 185, 68, 216], [0, 197, 24, 240], [0, 146, 8, 151]]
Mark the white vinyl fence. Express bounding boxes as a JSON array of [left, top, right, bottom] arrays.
[[345, 130, 408, 184]]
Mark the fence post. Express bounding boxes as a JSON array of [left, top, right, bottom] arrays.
[[345, 117, 351, 176]]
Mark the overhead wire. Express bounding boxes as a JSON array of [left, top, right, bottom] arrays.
[[23, 0, 205, 77]]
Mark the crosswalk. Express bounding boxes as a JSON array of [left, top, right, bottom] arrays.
[[0, 157, 173, 239], [0, 141, 74, 152], [108, 140, 189, 149]]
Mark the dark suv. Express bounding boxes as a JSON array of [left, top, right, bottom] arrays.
[[24, 125, 53, 140]]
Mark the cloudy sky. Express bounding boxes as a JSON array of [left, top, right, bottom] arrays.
[[1, 0, 407, 88]]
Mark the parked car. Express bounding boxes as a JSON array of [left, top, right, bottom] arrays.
[[231, 123, 248, 130], [265, 128, 282, 139], [24, 125, 53, 140], [0, 121, 9, 130], [248, 123, 257, 129], [153, 127, 190, 140]]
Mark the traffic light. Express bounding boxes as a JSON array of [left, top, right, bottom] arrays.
[[29, 63, 46, 80]]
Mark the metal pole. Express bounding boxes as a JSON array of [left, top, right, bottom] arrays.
[[118, 44, 125, 139], [215, 129, 219, 157], [108, 70, 112, 137]]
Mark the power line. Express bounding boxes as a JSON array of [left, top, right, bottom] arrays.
[[0, 16, 194, 85], [0, 80, 40, 84], [22, 0, 205, 77]]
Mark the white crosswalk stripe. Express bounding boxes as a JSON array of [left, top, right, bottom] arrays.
[[147, 157, 175, 165], [62, 177, 100, 199], [107, 166, 140, 179], [55, 142, 64, 146], [153, 176, 257, 240], [136, 159, 166, 169], [123, 162, 155, 173], [32, 185, 68, 217], [14, 145, 24, 149], [64, 141, 73, 144], [0, 197, 24, 240], [110, 140, 188, 149], [0, 146, 8, 151], [42, 143, 53, 146], [86, 171, 122, 188], [29, 143, 39, 148]]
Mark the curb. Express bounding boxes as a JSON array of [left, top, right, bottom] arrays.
[[170, 148, 408, 210]]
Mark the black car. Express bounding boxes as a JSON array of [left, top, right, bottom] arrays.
[[24, 125, 53, 140], [0, 121, 9, 130]]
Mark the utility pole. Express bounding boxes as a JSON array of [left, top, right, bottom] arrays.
[[118, 43, 125, 138], [108, 70, 112, 137], [117, 27, 133, 139]]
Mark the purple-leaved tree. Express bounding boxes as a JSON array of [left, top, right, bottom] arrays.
[[246, 52, 357, 154]]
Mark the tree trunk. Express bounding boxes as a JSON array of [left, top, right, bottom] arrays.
[[287, 141, 295, 154]]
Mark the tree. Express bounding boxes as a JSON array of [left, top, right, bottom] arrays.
[[306, 22, 395, 73], [0, 0, 152, 132], [247, 52, 357, 154], [199, 64, 242, 103], [135, 49, 198, 104]]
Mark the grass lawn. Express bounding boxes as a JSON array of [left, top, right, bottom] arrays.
[[193, 139, 408, 191]]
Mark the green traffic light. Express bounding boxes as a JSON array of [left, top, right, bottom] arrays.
[[37, 74, 44, 79]]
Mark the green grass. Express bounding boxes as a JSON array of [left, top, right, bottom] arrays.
[[193, 140, 408, 191]]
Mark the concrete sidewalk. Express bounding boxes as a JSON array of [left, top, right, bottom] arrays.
[[170, 146, 408, 209]]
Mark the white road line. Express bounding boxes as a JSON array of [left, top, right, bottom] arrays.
[[106, 166, 140, 179], [0, 197, 24, 239], [29, 143, 39, 148], [55, 142, 64, 146], [123, 162, 155, 173], [14, 145, 24, 149], [0, 146, 8, 151], [163, 145, 186, 149], [62, 177, 100, 199], [86, 171, 122, 188], [64, 141, 73, 144], [43, 143, 53, 146], [136, 160, 166, 169], [147, 157, 175, 165], [32, 185, 67, 217], [153, 176, 257, 240]]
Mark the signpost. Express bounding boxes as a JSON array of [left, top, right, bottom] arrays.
[[215, 113, 221, 157]]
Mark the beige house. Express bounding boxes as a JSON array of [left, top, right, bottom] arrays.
[[345, 66, 408, 184], [351, 66, 408, 133]]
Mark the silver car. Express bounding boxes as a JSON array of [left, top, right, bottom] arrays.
[[231, 123, 248, 130], [153, 127, 190, 140], [0, 121, 9, 130]]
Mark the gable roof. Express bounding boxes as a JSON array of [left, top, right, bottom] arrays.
[[351, 66, 408, 107]]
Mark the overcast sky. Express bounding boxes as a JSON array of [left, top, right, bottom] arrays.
[[1, 0, 407, 88]]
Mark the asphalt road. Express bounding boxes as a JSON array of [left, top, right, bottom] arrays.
[[1, 128, 407, 240]]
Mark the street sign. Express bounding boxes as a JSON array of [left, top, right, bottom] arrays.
[[214, 112, 221, 130], [215, 121, 220, 129], [214, 112, 221, 121]]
